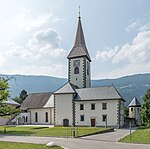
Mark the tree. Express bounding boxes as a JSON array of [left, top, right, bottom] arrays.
[[13, 90, 28, 104], [141, 88, 150, 126], [124, 107, 129, 117], [19, 90, 28, 101], [0, 77, 9, 102], [13, 96, 23, 104], [0, 76, 21, 116]]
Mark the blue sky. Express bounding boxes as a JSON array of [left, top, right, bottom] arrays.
[[0, 0, 150, 79]]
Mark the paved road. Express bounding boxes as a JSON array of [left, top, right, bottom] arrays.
[[0, 128, 149, 149], [81, 128, 137, 142]]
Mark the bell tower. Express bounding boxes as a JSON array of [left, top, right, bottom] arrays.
[[67, 12, 91, 88]]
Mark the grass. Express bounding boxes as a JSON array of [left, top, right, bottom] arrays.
[[119, 127, 150, 144], [0, 126, 107, 137], [0, 141, 62, 149]]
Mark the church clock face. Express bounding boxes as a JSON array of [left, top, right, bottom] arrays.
[[73, 60, 80, 67]]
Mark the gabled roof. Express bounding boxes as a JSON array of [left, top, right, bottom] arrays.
[[54, 82, 78, 94], [129, 97, 141, 107], [74, 86, 125, 101], [21, 92, 53, 109], [2, 98, 20, 106], [67, 17, 91, 62]]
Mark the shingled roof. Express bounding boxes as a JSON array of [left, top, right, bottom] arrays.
[[67, 16, 91, 62], [74, 86, 125, 101], [54, 82, 78, 94], [129, 97, 141, 107], [21, 92, 53, 109]]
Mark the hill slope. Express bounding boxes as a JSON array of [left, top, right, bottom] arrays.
[[2, 73, 150, 106]]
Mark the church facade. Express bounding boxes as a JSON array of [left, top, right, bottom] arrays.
[[20, 14, 125, 128], [54, 15, 125, 128]]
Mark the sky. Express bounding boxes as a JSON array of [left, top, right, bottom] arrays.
[[0, 0, 150, 79]]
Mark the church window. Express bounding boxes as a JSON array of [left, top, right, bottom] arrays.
[[87, 62, 90, 75], [35, 112, 38, 122], [80, 104, 84, 110], [131, 108, 133, 112], [91, 103, 95, 110], [80, 115, 84, 121], [45, 112, 48, 122], [74, 67, 79, 74], [87, 68, 89, 75], [102, 103, 107, 110], [102, 115, 107, 122], [73, 60, 80, 67]]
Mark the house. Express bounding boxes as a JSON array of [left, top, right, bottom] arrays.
[[18, 12, 125, 128], [2, 98, 20, 107]]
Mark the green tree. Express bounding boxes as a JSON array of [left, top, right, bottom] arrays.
[[141, 88, 150, 126], [0, 105, 20, 116], [0, 77, 9, 102], [12, 96, 23, 104], [0, 76, 21, 116], [19, 90, 28, 101], [124, 107, 129, 117]]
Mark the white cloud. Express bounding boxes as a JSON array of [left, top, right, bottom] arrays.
[[125, 21, 139, 32], [6, 10, 64, 40], [0, 27, 66, 77], [139, 23, 150, 31], [95, 30, 150, 78], [28, 28, 66, 57], [8, 64, 67, 77], [96, 47, 119, 61]]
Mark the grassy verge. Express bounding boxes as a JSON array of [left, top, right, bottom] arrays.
[[0, 126, 107, 137], [0, 141, 62, 149], [119, 127, 150, 144]]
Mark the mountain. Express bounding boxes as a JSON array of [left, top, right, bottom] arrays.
[[92, 73, 150, 105], [2, 73, 150, 106]]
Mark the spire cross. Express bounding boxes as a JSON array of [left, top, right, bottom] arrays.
[[78, 6, 81, 19]]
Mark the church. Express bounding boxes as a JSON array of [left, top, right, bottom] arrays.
[[20, 13, 125, 128]]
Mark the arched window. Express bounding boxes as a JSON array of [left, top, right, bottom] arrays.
[[35, 112, 38, 122], [74, 67, 79, 74], [26, 116, 28, 122]]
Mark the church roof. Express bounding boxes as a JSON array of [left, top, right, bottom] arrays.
[[67, 16, 91, 62], [21, 92, 53, 109], [74, 86, 125, 101], [129, 97, 141, 107], [54, 82, 78, 94]]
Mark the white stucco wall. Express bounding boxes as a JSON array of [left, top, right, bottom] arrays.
[[55, 94, 73, 126], [28, 108, 54, 124], [0, 116, 11, 125], [129, 107, 141, 125], [75, 100, 119, 127]]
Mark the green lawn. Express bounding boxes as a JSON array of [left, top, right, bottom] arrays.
[[0, 141, 62, 149], [0, 126, 107, 137], [119, 127, 150, 144]]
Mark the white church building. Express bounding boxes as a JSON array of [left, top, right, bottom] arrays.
[[20, 14, 125, 128]]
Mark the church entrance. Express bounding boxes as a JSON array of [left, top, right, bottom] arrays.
[[91, 119, 96, 127], [63, 119, 69, 127]]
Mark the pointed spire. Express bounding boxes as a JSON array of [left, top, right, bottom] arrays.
[[129, 97, 141, 107], [67, 9, 91, 62]]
